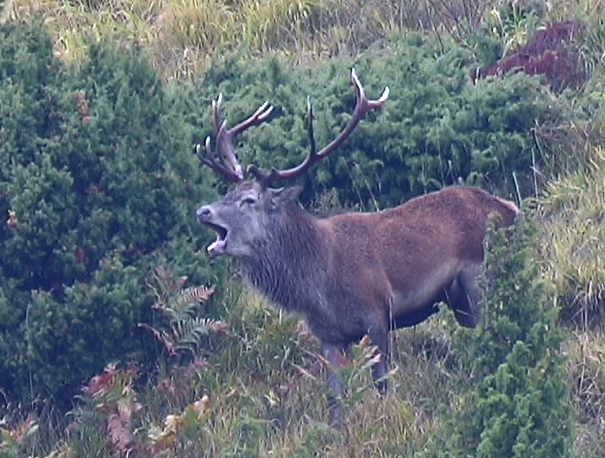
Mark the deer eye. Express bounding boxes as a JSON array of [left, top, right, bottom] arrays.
[[240, 197, 257, 207]]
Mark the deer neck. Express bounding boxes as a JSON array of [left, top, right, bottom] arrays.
[[238, 206, 327, 312]]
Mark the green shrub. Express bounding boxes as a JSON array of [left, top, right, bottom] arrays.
[[423, 212, 574, 458], [0, 21, 222, 408], [191, 35, 576, 209]]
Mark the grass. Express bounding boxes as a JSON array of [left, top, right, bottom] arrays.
[[566, 329, 605, 457], [3, 0, 602, 80], [537, 147, 605, 456], [0, 0, 500, 79], [6, 289, 593, 457], [539, 147, 605, 325]]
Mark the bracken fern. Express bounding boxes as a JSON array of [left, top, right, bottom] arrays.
[[140, 266, 225, 358]]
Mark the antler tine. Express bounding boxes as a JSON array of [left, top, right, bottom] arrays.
[[247, 68, 389, 186], [216, 99, 274, 182], [199, 93, 274, 182], [212, 93, 224, 136], [228, 101, 274, 136], [194, 142, 242, 183], [306, 96, 317, 158]]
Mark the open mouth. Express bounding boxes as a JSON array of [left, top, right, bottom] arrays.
[[202, 222, 229, 257]]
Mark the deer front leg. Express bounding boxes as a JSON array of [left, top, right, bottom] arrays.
[[367, 320, 389, 394], [322, 342, 347, 428]]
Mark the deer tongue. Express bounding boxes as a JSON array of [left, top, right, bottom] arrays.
[[208, 236, 226, 257]]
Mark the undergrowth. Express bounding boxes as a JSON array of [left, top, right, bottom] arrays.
[[0, 280, 461, 457]]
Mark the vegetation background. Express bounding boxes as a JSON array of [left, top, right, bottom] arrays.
[[0, 0, 604, 457]]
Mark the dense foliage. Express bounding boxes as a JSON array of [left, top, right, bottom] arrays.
[[0, 21, 221, 408], [423, 213, 574, 458], [187, 35, 575, 210]]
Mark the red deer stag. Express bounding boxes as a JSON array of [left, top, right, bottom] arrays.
[[195, 70, 518, 426]]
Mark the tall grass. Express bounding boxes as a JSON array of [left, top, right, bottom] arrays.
[[565, 330, 605, 457], [539, 147, 605, 325], [2, 0, 161, 62], [538, 143, 605, 457], [0, 0, 495, 79], [3, 0, 604, 80]]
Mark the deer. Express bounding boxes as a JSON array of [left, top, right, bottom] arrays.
[[195, 69, 519, 427]]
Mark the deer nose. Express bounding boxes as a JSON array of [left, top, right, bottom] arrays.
[[196, 206, 212, 222]]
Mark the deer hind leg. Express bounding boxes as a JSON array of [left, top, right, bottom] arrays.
[[447, 263, 482, 328]]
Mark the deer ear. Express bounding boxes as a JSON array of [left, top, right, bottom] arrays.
[[269, 185, 303, 207]]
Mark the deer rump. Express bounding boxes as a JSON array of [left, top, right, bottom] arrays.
[[195, 70, 518, 427]]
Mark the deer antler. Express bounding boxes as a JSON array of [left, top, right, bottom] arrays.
[[195, 93, 274, 183], [247, 68, 389, 186]]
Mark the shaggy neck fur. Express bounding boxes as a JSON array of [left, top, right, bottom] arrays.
[[237, 203, 327, 313]]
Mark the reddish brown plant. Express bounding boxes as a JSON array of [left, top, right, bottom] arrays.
[[472, 20, 586, 90]]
